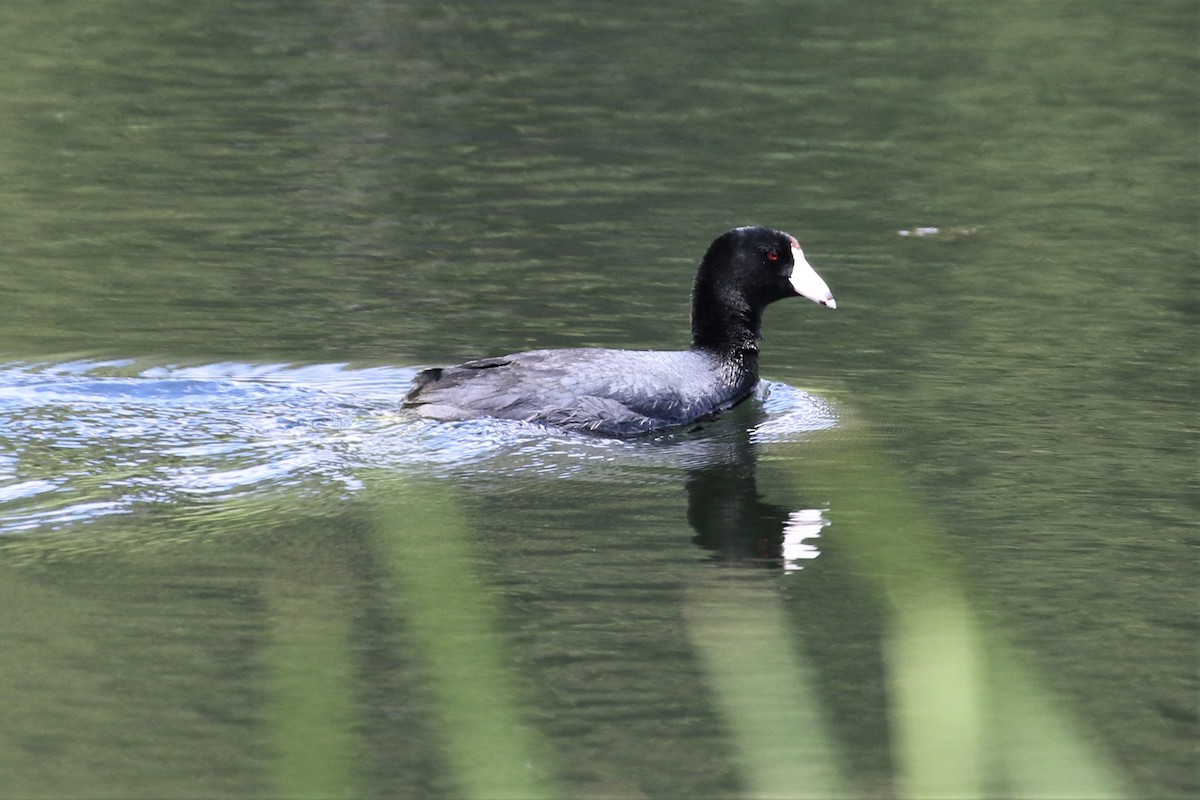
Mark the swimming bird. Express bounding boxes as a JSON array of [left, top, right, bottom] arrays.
[[404, 226, 835, 436]]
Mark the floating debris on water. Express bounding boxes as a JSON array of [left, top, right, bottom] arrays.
[[897, 225, 980, 238]]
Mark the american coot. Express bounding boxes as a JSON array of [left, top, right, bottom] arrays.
[[404, 226, 836, 436]]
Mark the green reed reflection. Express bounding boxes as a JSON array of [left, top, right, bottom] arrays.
[[264, 583, 360, 799], [782, 418, 1129, 799], [372, 484, 555, 800], [686, 579, 847, 799]]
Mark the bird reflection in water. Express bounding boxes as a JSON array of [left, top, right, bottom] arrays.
[[683, 416, 830, 571]]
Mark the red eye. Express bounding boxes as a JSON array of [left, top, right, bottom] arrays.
[[766, 250, 779, 262]]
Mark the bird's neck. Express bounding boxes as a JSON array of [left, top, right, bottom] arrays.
[[690, 288, 763, 382]]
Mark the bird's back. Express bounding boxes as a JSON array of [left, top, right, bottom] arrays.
[[404, 347, 752, 436]]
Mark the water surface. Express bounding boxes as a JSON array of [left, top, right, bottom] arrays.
[[0, 1, 1195, 797]]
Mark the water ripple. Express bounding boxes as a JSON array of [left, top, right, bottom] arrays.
[[0, 359, 836, 534]]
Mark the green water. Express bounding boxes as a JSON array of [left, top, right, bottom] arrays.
[[0, 1, 1195, 798]]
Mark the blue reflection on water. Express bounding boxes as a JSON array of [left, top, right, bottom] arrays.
[[0, 358, 836, 534]]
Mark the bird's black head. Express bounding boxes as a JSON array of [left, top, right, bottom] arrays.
[[691, 225, 835, 355]]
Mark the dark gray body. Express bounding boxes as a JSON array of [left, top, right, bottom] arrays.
[[405, 347, 755, 436]]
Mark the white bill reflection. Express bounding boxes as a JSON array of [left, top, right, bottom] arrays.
[[781, 508, 830, 572]]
